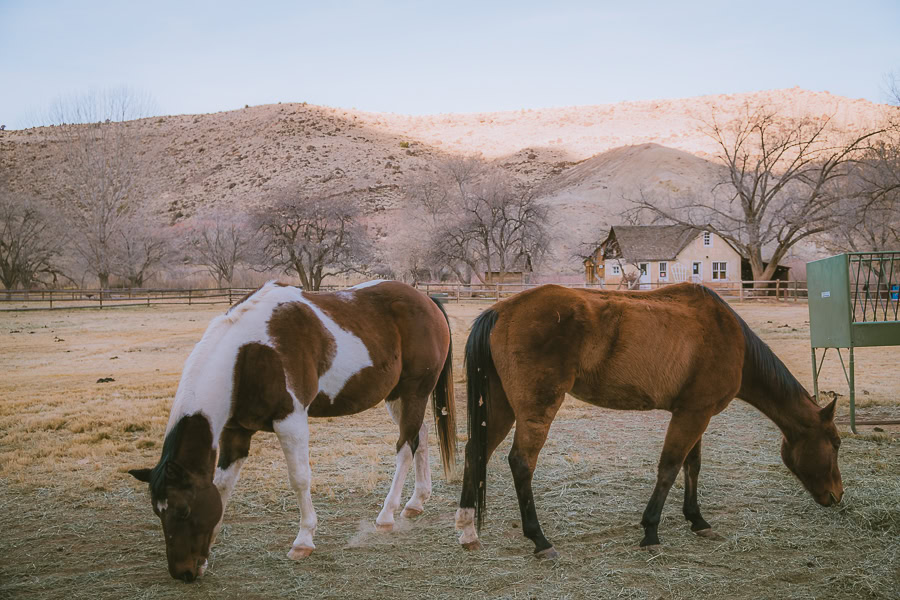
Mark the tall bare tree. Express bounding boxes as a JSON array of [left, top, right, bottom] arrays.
[[46, 87, 156, 287], [406, 159, 551, 284], [0, 183, 65, 289], [187, 209, 256, 287], [255, 190, 372, 290], [633, 103, 884, 281]]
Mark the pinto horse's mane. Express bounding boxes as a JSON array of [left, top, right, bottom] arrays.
[[701, 286, 809, 402], [147, 416, 189, 500]]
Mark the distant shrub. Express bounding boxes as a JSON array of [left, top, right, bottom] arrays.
[[399, 141, 410, 148]]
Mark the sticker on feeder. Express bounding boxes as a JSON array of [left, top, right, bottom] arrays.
[[821, 291, 831, 298]]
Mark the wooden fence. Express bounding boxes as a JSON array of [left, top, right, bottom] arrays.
[[0, 280, 807, 312], [417, 280, 807, 303]]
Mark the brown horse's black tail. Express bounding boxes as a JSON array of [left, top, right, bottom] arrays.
[[430, 296, 458, 481], [462, 307, 499, 532]]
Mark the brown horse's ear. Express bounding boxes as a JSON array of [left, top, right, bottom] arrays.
[[129, 468, 152, 482], [819, 398, 837, 422]]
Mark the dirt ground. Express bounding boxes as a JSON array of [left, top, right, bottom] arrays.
[[1, 299, 898, 599]]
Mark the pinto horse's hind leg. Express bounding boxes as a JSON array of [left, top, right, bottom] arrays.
[[376, 397, 427, 531], [274, 407, 318, 560], [402, 422, 432, 518], [640, 411, 711, 549]]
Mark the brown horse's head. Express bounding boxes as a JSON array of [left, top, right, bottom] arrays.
[[129, 460, 222, 582], [780, 398, 843, 506]]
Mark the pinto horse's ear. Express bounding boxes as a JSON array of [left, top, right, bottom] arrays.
[[819, 398, 837, 422], [129, 468, 152, 482]]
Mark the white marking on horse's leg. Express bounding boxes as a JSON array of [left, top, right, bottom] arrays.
[[274, 408, 317, 558], [384, 399, 401, 425], [403, 423, 431, 517], [211, 457, 246, 543], [455, 507, 480, 547], [376, 442, 414, 531]]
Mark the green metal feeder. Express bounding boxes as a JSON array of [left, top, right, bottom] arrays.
[[807, 251, 900, 433]]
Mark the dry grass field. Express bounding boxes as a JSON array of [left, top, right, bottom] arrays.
[[1, 299, 898, 599]]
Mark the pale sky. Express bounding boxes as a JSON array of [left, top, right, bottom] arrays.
[[1, 0, 898, 129]]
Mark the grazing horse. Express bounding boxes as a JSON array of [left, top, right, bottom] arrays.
[[129, 280, 456, 581], [455, 283, 842, 558]]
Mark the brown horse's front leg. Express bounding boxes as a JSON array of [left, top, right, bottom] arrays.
[[682, 437, 719, 537], [640, 411, 710, 549]]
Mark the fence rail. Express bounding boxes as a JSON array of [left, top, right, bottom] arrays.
[[0, 280, 808, 312]]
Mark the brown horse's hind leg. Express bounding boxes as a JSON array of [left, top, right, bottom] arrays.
[[507, 393, 565, 559], [640, 410, 711, 549]]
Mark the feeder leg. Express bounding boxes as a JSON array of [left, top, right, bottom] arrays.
[[811, 348, 819, 402], [849, 347, 856, 434]]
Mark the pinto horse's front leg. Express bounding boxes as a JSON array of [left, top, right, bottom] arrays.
[[640, 411, 710, 550], [274, 407, 318, 559], [211, 427, 254, 547]]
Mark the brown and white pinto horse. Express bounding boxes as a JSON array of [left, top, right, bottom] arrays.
[[455, 283, 843, 558], [129, 280, 456, 581]]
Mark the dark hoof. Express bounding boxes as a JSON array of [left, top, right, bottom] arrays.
[[694, 528, 724, 540], [461, 539, 483, 551], [534, 546, 560, 560]]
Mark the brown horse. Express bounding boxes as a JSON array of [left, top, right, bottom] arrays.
[[455, 283, 842, 558], [129, 280, 456, 581]]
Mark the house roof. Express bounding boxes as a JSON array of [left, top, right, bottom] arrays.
[[603, 225, 700, 261]]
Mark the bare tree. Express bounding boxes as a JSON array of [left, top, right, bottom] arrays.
[[0, 183, 65, 289], [254, 190, 372, 290], [110, 212, 174, 288], [187, 210, 256, 287], [46, 88, 156, 287], [633, 104, 884, 281], [406, 160, 551, 284]]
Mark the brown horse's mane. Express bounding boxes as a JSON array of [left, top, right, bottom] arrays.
[[702, 286, 809, 402]]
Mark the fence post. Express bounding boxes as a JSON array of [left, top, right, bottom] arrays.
[[739, 282, 744, 302], [229, 288, 233, 305], [49, 291, 52, 309], [99, 292, 103, 309], [776, 279, 781, 301], [188, 289, 192, 306]]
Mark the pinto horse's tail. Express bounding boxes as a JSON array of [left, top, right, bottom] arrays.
[[429, 296, 458, 481], [462, 307, 499, 533]]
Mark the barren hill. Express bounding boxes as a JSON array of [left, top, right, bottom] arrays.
[[0, 88, 890, 273]]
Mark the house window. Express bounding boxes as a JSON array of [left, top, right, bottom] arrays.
[[712, 262, 727, 280], [703, 231, 712, 247], [611, 264, 621, 275], [659, 262, 668, 280], [638, 263, 648, 276], [692, 261, 702, 281]]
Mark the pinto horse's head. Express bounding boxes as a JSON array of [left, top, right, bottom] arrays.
[[129, 414, 221, 582], [129, 460, 222, 582], [780, 398, 843, 507]]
